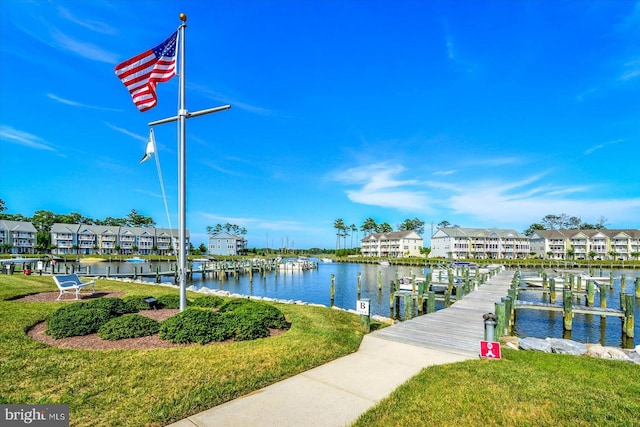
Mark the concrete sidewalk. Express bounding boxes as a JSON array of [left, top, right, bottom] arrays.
[[166, 334, 472, 427]]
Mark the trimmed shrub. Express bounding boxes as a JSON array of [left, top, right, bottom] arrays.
[[218, 298, 256, 313], [122, 295, 157, 311], [233, 302, 288, 330], [191, 295, 225, 308], [85, 297, 134, 315], [46, 307, 114, 339], [230, 315, 270, 341], [97, 314, 160, 340], [156, 294, 183, 309], [159, 309, 233, 344]]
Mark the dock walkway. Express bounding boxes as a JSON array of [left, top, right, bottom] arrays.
[[167, 269, 515, 427], [373, 269, 514, 356]]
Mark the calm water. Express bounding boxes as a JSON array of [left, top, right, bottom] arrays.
[[72, 260, 638, 347]]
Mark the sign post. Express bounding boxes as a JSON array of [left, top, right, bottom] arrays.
[[479, 340, 502, 359], [356, 299, 370, 333]]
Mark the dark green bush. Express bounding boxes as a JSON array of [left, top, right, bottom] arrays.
[[122, 295, 157, 311], [191, 295, 225, 308], [159, 309, 232, 344], [46, 307, 114, 339], [230, 315, 270, 341], [218, 298, 256, 313], [97, 314, 160, 340], [156, 294, 184, 309], [85, 297, 134, 315], [233, 302, 288, 329]]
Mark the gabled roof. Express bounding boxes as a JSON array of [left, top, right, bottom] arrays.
[[435, 227, 526, 239], [361, 230, 422, 241], [209, 231, 246, 240], [0, 220, 37, 233], [51, 223, 80, 234]]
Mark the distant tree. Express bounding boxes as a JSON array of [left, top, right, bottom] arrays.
[[437, 220, 450, 229], [349, 224, 357, 248], [126, 209, 155, 227], [198, 243, 207, 254], [333, 218, 346, 251], [541, 215, 561, 230], [398, 218, 425, 235], [0, 198, 5, 212], [360, 218, 378, 237], [523, 223, 545, 237], [378, 222, 393, 233]]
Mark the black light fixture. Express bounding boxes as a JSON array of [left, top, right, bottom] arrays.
[[144, 297, 158, 310]]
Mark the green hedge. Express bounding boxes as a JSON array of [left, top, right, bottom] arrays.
[[98, 314, 160, 340], [191, 295, 225, 308], [159, 309, 234, 344], [46, 306, 115, 339]]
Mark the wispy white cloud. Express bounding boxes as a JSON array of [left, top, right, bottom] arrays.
[[47, 93, 122, 112], [50, 28, 119, 63], [0, 126, 56, 151], [334, 163, 431, 211], [620, 58, 640, 81], [188, 83, 275, 116], [584, 138, 624, 155], [433, 170, 457, 176], [57, 6, 117, 35], [104, 122, 146, 142]]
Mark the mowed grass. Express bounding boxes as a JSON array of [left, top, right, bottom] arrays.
[[353, 345, 640, 427], [0, 274, 365, 426]]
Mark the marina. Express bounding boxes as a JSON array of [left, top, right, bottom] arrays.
[[5, 258, 638, 347]]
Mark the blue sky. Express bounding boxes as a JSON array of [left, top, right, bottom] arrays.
[[1, 0, 639, 250]]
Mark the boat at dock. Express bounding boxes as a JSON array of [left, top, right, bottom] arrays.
[[125, 257, 148, 263]]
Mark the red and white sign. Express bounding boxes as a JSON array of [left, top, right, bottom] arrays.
[[480, 341, 502, 359]]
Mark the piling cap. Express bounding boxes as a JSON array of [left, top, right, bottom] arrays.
[[482, 312, 497, 321]]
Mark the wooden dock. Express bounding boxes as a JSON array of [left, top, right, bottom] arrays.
[[371, 269, 514, 357]]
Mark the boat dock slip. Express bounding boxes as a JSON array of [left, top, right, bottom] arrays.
[[372, 269, 515, 357]]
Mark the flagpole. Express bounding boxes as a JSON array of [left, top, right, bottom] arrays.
[[146, 13, 230, 312], [178, 13, 188, 312]]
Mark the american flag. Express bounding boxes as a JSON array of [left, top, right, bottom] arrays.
[[115, 32, 178, 112]]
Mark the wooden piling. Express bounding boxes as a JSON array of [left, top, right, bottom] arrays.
[[357, 272, 361, 299], [563, 288, 573, 330], [330, 274, 335, 303], [377, 270, 382, 291], [403, 293, 412, 320], [444, 289, 451, 308], [586, 280, 595, 306], [426, 291, 436, 314], [495, 302, 506, 338], [623, 294, 634, 338], [636, 277, 640, 299], [621, 274, 626, 292], [549, 278, 556, 304]]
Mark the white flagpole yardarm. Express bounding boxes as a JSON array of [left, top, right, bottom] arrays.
[[148, 13, 230, 311]]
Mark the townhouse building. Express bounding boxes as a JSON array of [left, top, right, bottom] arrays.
[[208, 232, 248, 256], [360, 231, 423, 258], [0, 220, 38, 254], [50, 223, 189, 256], [530, 229, 640, 260], [429, 227, 530, 260]]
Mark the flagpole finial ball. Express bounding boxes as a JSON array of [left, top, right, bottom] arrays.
[[179, 13, 187, 22]]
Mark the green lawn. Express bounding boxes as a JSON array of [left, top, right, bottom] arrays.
[[0, 274, 365, 426], [353, 344, 640, 427]]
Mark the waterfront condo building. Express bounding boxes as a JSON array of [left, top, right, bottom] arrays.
[[208, 232, 248, 256], [360, 231, 423, 258], [529, 229, 640, 260], [429, 227, 530, 259], [0, 220, 37, 254]]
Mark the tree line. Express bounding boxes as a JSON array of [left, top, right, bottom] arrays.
[[523, 214, 608, 236], [333, 217, 427, 252]]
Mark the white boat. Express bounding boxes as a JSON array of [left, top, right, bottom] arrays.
[[320, 258, 333, 263], [379, 260, 390, 266], [125, 257, 147, 263]]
